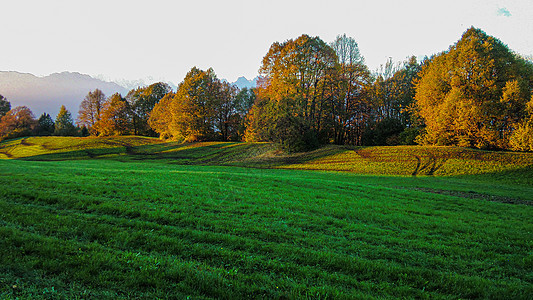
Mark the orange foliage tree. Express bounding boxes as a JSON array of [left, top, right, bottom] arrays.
[[94, 93, 131, 136], [77, 89, 106, 135], [0, 106, 37, 139]]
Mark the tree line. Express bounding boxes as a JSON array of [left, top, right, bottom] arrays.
[[0, 82, 175, 140], [1, 27, 532, 151], [0, 96, 82, 139]]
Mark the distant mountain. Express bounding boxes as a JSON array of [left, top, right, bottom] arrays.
[[0, 71, 128, 119], [96, 75, 178, 92], [233, 76, 259, 89]]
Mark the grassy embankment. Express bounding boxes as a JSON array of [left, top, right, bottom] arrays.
[[0, 136, 532, 298]]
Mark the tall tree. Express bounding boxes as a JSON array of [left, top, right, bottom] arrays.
[[246, 34, 338, 151], [0, 106, 37, 139], [414, 27, 533, 149], [78, 89, 106, 135], [168, 67, 219, 141], [0, 94, 11, 118], [148, 92, 175, 139], [234, 87, 256, 116], [127, 82, 172, 136], [36, 113, 55, 136], [214, 81, 240, 141], [510, 94, 533, 151], [369, 58, 401, 121], [231, 87, 256, 140], [54, 105, 77, 136], [361, 56, 422, 146], [148, 68, 243, 141], [330, 34, 372, 145], [94, 93, 131, 136], [388, 56, 422, 126]]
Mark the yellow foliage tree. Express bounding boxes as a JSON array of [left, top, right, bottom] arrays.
[[414, 27, 533, 149], [510, 96, 533, 151]]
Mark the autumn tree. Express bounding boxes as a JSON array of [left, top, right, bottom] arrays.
[[361, 56, 422, 146], [414, 27, 533, 149], [228, 87, 256, 140], [148, 68, 244, 141], [246, 34, 338, 151], [234, 87, 256, 116], [126, 82, 172, 136], [94, 93, 131, 136], [329, 34, 372, 145], [148, 92, 175, 139], [0, 106, 37, 139], [509, 95, 533, 151], [244, 78, 273, 143], [0, 94, 10, 118], [154, 68, 221, 141], [172, 67, 217, 141], [78, 89, 106, 135], [54, 105, 77, 136], [36, 113, 55, 136], [214, 81, 241, 141], [388, 56, 422, 126]]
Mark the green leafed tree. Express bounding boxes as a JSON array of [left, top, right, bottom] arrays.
[[234, 87, 256, 116], [414, 27, 533, 149], [127, 82, 172, 136], [54, 105, 77, 136], [214, 81, 241, 141], [0, 94, 11, 118], [360, 56, 422, 146], [36, 113, 55, 136]]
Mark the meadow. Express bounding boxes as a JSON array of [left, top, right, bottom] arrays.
[[0, 137, 532, 299]]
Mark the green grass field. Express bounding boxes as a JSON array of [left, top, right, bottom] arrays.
[[1, 137, 532, 299]]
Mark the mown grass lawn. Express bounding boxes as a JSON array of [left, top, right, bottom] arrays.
[[1, 157, 532, 299]]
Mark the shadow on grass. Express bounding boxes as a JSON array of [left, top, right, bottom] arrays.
[[399, 165, 533, 204], [9, 139, 533, 189], [11, 139, 352, 169], [12, 141, 297, 166]]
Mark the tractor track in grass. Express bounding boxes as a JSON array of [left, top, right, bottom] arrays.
[[412, 187, 532, 206]]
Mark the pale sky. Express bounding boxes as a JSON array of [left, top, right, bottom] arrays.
[[1, 0, 532, 85]]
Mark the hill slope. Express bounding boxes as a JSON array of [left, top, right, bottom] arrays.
[[1, 136, 532, 179]]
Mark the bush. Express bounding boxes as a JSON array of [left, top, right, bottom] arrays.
[[362, 118, 405, 146], [399, 127, 421, 145], [273, 115, 319, 153]]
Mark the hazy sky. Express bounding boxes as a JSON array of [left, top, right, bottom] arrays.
[[1, 0, 532, 85]]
